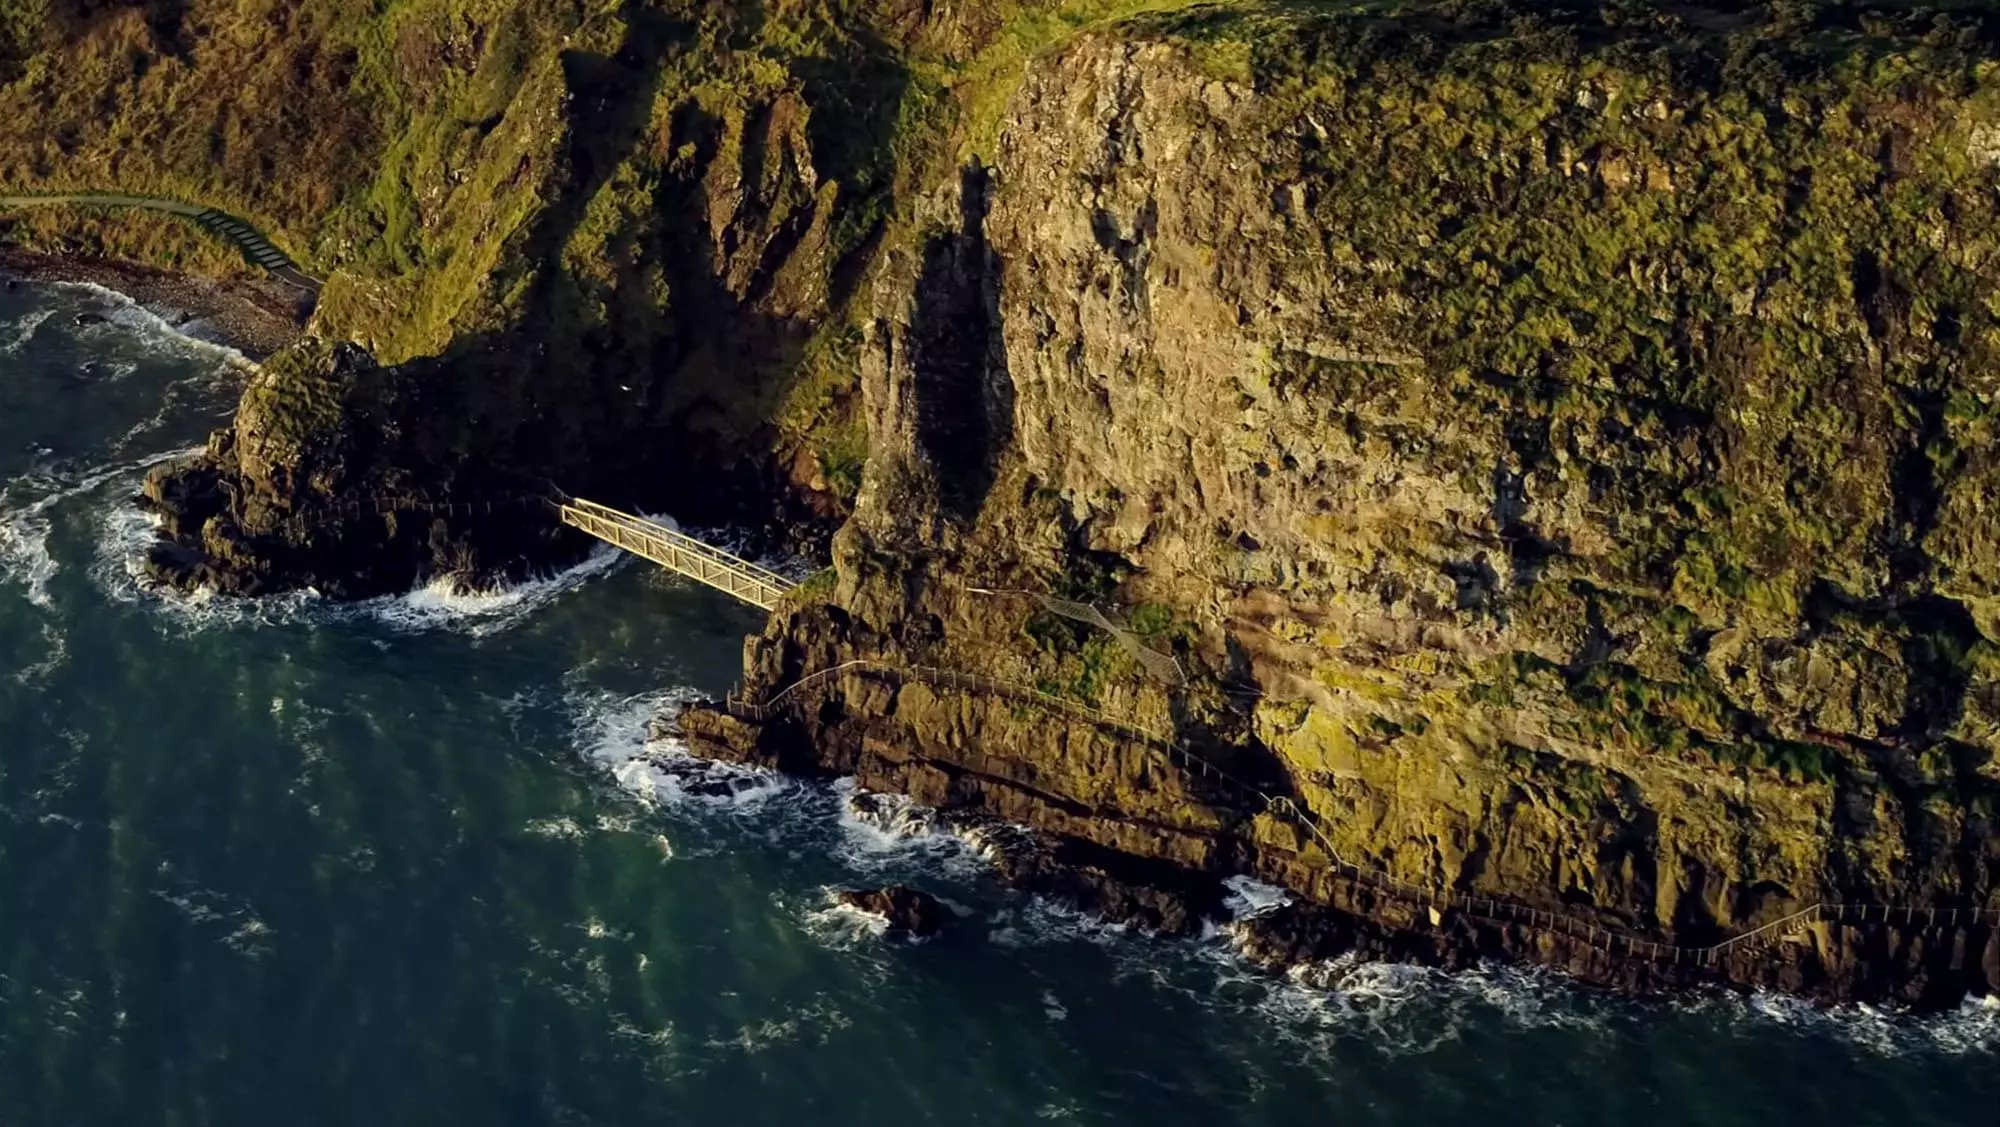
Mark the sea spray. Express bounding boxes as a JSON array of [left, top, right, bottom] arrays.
[[55, 281, 254, 372], [95, 498, 631, 637], [566, 685, 794, 817], [546, 581, 2000, 1074], [3, 447, 200, 608]]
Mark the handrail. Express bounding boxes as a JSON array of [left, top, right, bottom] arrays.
[[558, 499, 794, 610], [231, 491, 551, 535], [563, 500, 796, 590], [0, 192, 321, 291], [719, 660, 2000, 967]]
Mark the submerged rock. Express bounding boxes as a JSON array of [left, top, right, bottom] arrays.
[[837, 886, 949, 939]]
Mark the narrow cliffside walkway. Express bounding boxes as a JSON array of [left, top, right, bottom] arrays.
[[557, 499, 796, 610], [0, 193, 322, 293], [722, 660, 2000, 968]]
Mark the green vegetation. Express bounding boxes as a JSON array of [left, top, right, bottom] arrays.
[[1469, 650, 1842, 783], [9, 0, 2000, 799], [791, 565, 839, 601], [0, 202, 254, 277]]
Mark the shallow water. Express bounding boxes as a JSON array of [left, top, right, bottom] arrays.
[[1, 279, 1996, 1126]]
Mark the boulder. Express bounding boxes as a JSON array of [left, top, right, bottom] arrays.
[[837, 886, 948, 939]]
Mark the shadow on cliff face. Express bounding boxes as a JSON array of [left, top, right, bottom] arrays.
[[908, 163, 1015, 521], [137, 7, 923, 597]]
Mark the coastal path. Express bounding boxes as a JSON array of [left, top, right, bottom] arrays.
[[226, 488, 795, 610], [722, 660, 2000, 970], [183, 479, 2000, 970], [0, 192, 322, 293]]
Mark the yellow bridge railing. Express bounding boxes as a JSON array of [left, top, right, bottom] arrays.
[[558, 498, 795, 610]]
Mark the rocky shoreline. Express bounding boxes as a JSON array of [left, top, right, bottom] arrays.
[[677, 692, 2000, 1013], [0, 250, 309, 361], [26, 0, 2000, 1019]]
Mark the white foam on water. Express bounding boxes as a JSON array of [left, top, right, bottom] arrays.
[[149, 862, 275, 960], [526, 816, 588, 841], [1040, 989, 1069, 1022], [0, 308, 54, 354], [987, 895, 1134, 951], [3, 448, 194, 609], [96, 501, 627, 637], [0, 501, 60, 608], [801, 899, 893, 950], [14, 619, 69, 685], [701, 998, 852, 1056], [1676, 986, 2000, 1058], [550, 680, 2000, 1065], [680, 523, 817, 585], [567, 686, 795, 815], [355, 542, 627, 637], [54, 281, 254, 372], [832, 779, 1001, 881], [575, 917, 635, 943]]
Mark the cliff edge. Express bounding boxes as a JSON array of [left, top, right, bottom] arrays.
[[9, 0, 2000, 1005]]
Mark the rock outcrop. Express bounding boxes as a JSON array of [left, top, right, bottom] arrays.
[[21, 1, 2000, 1006], [683, 8, 2000, 1008], [837, 886, 949, 939]]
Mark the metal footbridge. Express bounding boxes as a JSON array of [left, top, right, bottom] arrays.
[[557, 498, 796, 610]]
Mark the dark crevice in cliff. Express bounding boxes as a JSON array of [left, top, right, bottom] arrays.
[[1888, 378, 1952, 588], [909, 162, 1014, 520], [1803, 580, 1981, 745]]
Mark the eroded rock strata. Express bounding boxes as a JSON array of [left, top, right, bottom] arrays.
[[15, 1, 2000, 1005], [678, 13, 2000, 1008]]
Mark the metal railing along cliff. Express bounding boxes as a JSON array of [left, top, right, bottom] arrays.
[[555, 499, 795, 611], [721, 660, 2000, 968]]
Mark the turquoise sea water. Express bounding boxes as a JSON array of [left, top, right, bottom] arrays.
[[1, 278, 1997, 1126]]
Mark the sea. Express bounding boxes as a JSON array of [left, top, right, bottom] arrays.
[[1, 277, 1996, 1125]]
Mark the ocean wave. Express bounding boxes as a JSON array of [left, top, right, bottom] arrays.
[[1677, 987, 2000, 1058], [832, 779, 1004, 882], [567, 686, 795, 815], [14, 619, 68, 685], [149, 861, 275, 960], [95, 499, 629, 637], [355, 544, 627, 637], [0, 308, 54, 354], [54, 281, 254, 372], [2, 448, 196, 609], [800, 899, 893, 949], [555, 684, 2000, 1065]]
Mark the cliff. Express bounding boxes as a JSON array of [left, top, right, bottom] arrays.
[[11, 0, 2000, 1005], [699, 2, 2000, 1007]]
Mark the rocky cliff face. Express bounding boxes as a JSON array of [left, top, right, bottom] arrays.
[[26, 1, 2000, 1004], [687, 8, 2000, 1007]]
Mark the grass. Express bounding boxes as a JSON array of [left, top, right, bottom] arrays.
[[0, 203, 256, 277]]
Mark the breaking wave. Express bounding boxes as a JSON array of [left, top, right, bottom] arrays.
[[1677, 987, 2000, 1058], [831, 779, 1008, 882], [354, 545, 628, 637], [92, 491, 630, 637], [2, 448, 198, 609], [566, 686, 795, 816], [568, 717, 2000, 1064], [0, 307, 54, 354], [54, 281, 253, 372]]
